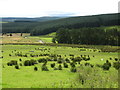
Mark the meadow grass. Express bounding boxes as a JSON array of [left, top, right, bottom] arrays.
[[1, 45, 119, 88]]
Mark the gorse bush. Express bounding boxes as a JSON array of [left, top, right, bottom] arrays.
[[15, 65, 19, 69], [70, 67, 77, 72], [11, 60, 18, 65], [115, 58, 118, 61], [102, 60, 111, 70], [51, 63, 55, 68], [70, 62, 76, 68], [19, 58, 22, 61], [7, 62, 13, 66], [65, 58, 70, 63], [41, 65, 49, 71], [24, 60, 31, 66], [7, 60, 18, 66], [24, 60, 37, 66], [38, 58, 47, 63], [57, 58, 63, 64], [113, 62, 120, 70], [63, 63, 68, 68], [34, 67, 38, 71], [58, 65, 62, 70], [19, 63, 22, 66], [84, 63, 90, 66]]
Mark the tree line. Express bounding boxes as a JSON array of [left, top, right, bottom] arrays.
[[54, 27, 120, 46]]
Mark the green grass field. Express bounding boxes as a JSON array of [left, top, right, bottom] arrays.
[[1, 45, 119, 88]]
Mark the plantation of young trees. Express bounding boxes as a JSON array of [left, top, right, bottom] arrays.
[[54, 27, 120, 46]]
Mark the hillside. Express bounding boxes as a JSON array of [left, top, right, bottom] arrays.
[[2, 13, 120, 35], [2, 17, 64, 22]]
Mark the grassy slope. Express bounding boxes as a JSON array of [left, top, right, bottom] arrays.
[[2, 45, 119, 88]]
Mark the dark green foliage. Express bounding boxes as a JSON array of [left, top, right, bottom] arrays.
[[41, 65, 49, 71], [70, 62, 76, 68], [106, 60, 111, 67], [19, 63, 22, 66], [115, 58, 118, 61], [15, 65, 19, 69], [85, 57, 90, 61], [84, 63, 90, 66], [24, 60, 31, 66], [80, 49, 86, 51], [24, 54, 27, 57], [65, 58, 70, 63], [102, 60, 111, 70], [63, 63, 68, 68], [10, 33, 12, 36], [58, 65, 62, 70], [21, 33, 23, 36], [113, 62, 120, 70], [74, 57, 82, 62], [24, 59, 37, 66], [34, 67, 38, 71], [57, 58, 63, 64], [52, 37, 56, 43], [7, 62, 13, 66], [38, 58, 47, 63], [55, 27, 120, 46], [7, 60, 18, 66], [70, 67, 77, 72], [90, 64, 94, 68], [19, 58, 22, 61], [11, 60, 18, 65], [109, 58, 112, 60], [51, 63, 55, 68], [53, 57, 57, 61], [102, 63, 110, 70], [69, 54, 74, 57]]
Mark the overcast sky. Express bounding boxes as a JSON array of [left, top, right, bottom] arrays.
[[0, 0, 119, 17]]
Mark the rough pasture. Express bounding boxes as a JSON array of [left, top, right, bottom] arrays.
[[1, 45, 119, 88], [1, 33, 53, 44]]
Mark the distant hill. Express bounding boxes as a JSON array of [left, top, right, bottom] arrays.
[[2, 13, 120, 34], [2, 17, 64, 22]]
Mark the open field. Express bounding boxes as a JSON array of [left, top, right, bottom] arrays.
[[1, 25, 120, 88], [1, 33, 53, 44], [1, 44, 119, 88]]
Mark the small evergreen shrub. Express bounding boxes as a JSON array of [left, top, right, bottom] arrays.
[[15, 65, 19, 69], [71, 67, 77, 72], [34, 67, 38, 71], [41, 65, 49, 71], [102, 60, 111, 70], [19, 58, 22, 61], [58, 65, 62, 70], [63, 63, 68, 68], [70, 62, 75, 68], [51, 63, 55, 68], [113, 62, 120, 70]]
